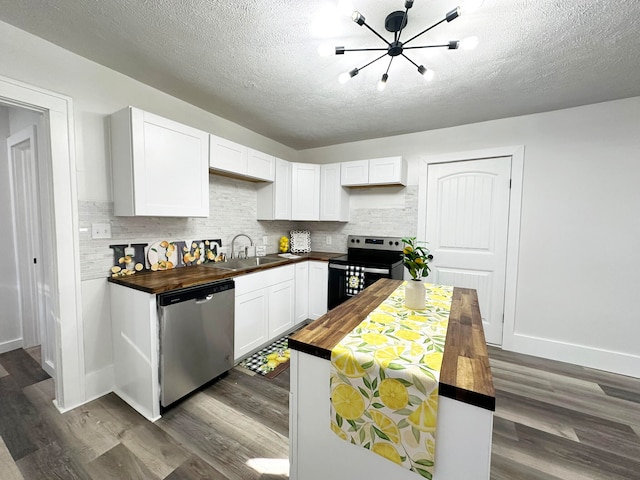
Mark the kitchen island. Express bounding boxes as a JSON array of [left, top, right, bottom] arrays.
[[288, 279, 495, 480]]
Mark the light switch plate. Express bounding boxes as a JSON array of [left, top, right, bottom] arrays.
[[326, 235, 332, 245], [91, 223, 112, 239]]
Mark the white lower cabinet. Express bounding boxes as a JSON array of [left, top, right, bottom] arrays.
[[234, 265, 295, 361], [234, 289, 270, 360], [308, 261, 328, 320], [295, 261, 310, 324], [269, 280, 295, 338]]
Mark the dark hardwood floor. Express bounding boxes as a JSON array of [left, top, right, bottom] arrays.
[[1, 346, 639, 479]]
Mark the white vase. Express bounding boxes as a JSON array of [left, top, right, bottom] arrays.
[[404, 278, 426, 310]]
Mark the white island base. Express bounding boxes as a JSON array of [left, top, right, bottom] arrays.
[[289, 350, 493, 480]]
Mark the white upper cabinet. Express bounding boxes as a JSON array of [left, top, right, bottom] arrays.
[[369, 156, 407, 185], [341, 156, 407, 186], [291, 163, 320, 221], [209, 135, 274, 182], [209, 134, 247, 176], [247, 148, 275, 181], [341, 159, 369, 186], [110, 106, 209, 217], [257, 158, 292, 220], [320, 163, 349, 221]]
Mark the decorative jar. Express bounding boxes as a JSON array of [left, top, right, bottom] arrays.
[[404, 278, 426, 310]]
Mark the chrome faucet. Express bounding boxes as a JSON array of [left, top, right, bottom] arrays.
[[231, 234, 254, 259]]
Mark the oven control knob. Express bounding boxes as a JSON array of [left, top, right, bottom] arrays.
[[395, 241, 399, 246], [356, 239, 360, 243], [350, 239, 355, 243], [388, 241, 393, 246]]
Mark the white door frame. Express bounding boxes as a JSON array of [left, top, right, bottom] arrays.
[[7, 125, 41, 349], [418, 145, 524, 348], [0, 74, 85, 411]]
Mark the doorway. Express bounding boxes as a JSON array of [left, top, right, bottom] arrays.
[[0, 74, 85, 411], [6, 122, 55, 377], [418, 146, 524, 347]]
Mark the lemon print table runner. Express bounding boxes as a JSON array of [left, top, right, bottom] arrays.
[[329, 282, 453, 479]]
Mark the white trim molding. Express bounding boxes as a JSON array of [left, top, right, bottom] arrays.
[[510, 333, 640, 379], [0, 74, 85, 411]]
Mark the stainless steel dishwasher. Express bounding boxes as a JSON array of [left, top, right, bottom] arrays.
[[157, 279, 234, 408]]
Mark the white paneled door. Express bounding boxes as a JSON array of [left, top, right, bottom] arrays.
[[424, 157, 511, 345]]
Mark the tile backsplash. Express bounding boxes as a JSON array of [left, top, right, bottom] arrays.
[[78, 174, 419, 281]]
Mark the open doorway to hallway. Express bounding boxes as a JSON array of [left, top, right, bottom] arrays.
[[0, 103, 55, 378]]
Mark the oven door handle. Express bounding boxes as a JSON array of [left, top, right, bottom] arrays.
[[328, 264, 391, 275]]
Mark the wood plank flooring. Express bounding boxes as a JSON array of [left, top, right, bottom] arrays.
[[1, 346, 639, 479]]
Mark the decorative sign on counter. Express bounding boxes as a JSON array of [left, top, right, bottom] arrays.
[[109, 238, 222, 277], [329, 282, 453, 478]]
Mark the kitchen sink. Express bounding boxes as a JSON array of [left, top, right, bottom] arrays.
[[206, 255, 288, 272]]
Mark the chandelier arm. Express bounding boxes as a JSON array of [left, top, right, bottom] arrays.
[[362, 21, 391, 46], [396, 7, 411, 43], [403, 44, 451, 50], [384, 56, 394, 75], [401, 53, 420, 69], [356, 52, 390, 72], [403, 17, 446, 46], [341, 47, 390, 53]]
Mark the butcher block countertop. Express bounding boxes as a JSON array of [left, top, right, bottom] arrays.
[[289, 278, 496, 411], [108, 251, 342, 294]]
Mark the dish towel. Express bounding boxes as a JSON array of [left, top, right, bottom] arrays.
[[345, 265, 366, 296], [329, 282, 453, 478]]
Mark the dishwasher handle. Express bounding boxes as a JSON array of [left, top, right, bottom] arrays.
[[194, 294, 214, 304], [157, 279, 235, 307]]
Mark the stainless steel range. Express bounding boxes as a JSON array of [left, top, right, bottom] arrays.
[[328, 235, 405, 310]]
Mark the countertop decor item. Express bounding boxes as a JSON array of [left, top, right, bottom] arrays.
[[290, 230, 311, 253], [320, 0, 482, 90], [402, 236, 433, 309], [401, 236, 432, 280]]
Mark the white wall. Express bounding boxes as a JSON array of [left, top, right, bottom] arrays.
[[0, 106, 22, 352], [0, 19, 300, 400], [299, 97, 640, 377]]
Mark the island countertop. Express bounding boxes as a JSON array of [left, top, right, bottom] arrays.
[[289, 278, 495, 411]]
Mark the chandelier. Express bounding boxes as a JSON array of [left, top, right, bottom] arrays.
[[319, 0, 483, 91]]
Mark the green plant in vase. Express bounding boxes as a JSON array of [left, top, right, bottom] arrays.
[[401, 236, 432, 280]]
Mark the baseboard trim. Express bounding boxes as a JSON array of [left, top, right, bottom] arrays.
[[507, 333, 640, 379], [84, 365, 114, 403], [0, 338, 23, 354]]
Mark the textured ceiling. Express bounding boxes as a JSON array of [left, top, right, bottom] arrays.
[[1, 0, 639, 149]]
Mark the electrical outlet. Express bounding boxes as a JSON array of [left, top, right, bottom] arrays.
[[263, 235, 269, 245], [91, 223, 112, 239], [326, 235, 332, 245]]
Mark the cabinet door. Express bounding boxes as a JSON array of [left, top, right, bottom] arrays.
[[291, 163, 320, 220], [209, 134, 248, 175], [274, 158, 292, 219], [269, 280, 295, 338], [295, 261, 309, 324], [234, 288, 269, 361], [308, 261, 328, 319], [256, 157, 291, 220], [320, 164, 349, 221], [368, 156, 407, 186], [247, 148, 275, 181], [341, 160, 369, 186], [125, 108, 209, 217]]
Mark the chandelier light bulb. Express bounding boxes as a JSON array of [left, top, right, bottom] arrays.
[[318, 43, 334, 57], [460, 36, 479, 51], [418, 65, 435, 81], [377, 73, 389, 92], [338, 0, 355, 17], [462, 0, 485, 14], [338, 72, 350, 84]]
